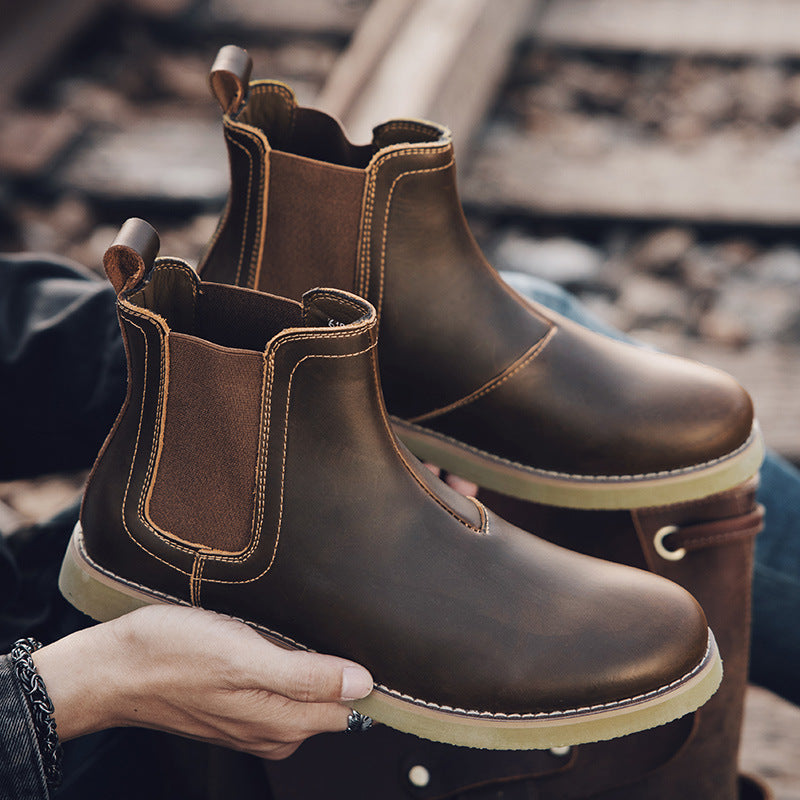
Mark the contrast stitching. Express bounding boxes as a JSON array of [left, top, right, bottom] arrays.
[[371, 636, 713, 719], [77, 533, 195, 607], [201, 337, 377, 582], [151, 260, 199, 296], [302, 290, 370, 326], [225, 132, 254, 285], [394, 418, 759, 483], [190, 555, 205, 606], [127, 312, 195, 557], [408, 326, 557, 424], [116, 311, 193, 575], [227, 125, 268, 288], [358, 144, 450, 301], [200, 321, 374, 570], [468, 497, 491, 535], [367, 339, 481, 532], [376, 158, 454, 318], [378, 120, 443, 137], [75, 532, 712, 721]]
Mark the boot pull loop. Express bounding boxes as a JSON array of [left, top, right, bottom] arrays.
[[653, 504, 764, 561], [209, 45, 252, 115], [103, 218, 160, 296]]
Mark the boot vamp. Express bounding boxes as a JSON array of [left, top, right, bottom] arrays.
[[413, 309, 754, 478], [212, 496, 710, 717]]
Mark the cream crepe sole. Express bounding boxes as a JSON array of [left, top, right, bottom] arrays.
[[393, 418, 765, 510], [59, 524, 722, 750]]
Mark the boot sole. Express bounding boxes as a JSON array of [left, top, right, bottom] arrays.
[[60, 524, 722, 750], [393, 418, 765, 510]]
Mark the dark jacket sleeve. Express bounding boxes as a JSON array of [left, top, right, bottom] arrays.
[[0, 253, 125, 479], [0, 655, 49, 800]]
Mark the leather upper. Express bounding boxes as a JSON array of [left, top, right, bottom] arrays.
[[82, 261, 712, 716], [198, 81, 756, 479]]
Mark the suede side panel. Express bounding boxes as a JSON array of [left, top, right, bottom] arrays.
[[148, 334, 263, 552]]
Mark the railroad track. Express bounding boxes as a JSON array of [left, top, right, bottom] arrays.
[[0, 4, 799, 793]]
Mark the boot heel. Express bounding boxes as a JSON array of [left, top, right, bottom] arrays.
[[59, 524, 159, 622]]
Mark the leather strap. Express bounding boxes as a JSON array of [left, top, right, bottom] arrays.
[[209, 45, 252, 114], [102, 217, 160, 295], [655, 505, 764, 559]]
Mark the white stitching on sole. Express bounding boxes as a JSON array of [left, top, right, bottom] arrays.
[[73, 528, 714, 722], [393, 417, 760, 484]]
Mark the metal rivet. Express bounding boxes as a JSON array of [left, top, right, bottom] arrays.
[[408, 764, 430, 787], [549, 745, 571, 757], [654, 525, 686, 561]]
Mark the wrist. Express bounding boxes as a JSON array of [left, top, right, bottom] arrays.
[[32, 623, 127, 740]]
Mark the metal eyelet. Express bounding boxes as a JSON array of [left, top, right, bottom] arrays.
[[653, 525, 686, 561]]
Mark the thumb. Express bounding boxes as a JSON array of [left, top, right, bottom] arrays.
[[256, 647, 374, 703]]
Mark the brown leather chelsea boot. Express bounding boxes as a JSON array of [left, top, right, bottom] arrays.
[[198, 46, 763, 511], [61, 218, 723, 750]]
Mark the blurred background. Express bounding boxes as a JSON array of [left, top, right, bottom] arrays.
[[0, 1, 799, 794]]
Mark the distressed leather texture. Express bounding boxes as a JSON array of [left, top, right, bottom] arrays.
[[81, 258, 712, 719], [266, 479, 763, 799], [199, 81, 754, 480]]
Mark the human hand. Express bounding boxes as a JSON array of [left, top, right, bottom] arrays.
[[32, 604, 374, 760]]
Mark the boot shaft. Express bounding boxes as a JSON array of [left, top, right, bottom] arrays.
[[82, 223, 380, 603], [200, 79, 577, 418], [197, 55, 759, 506]]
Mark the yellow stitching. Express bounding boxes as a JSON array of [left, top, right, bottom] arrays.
[[467, 497, 491, 535], [408, 326, 557, 424], [81, 310, 134, 519], [228, 125, 269, 289], [366, 336, 481, 533], [378, 120, 442, 137], [377, 158, 454, 318], [117, 311, 194, 574], [201, 338, 378, 583], [127, 314, 195, 557], [225, 132, 254, 285], [119, 306, 194, 557], [302, 290, 371, 325], [190, 555, 205, 605], [201, 322, 375, 569], [358, 144, 450, 302], [151, 260, 199, 292]]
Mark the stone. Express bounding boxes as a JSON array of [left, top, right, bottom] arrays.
[[712, 279, 800, 343], [748, 246, 800, 285], [696, 309, 750, 348], [681, 245, 729, 291], [617, 274, 691, 329], [493, 232, 604, 286], [632, 227, 695, 275]]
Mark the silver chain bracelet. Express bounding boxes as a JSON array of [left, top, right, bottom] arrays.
[[10, 638, 63, 789]]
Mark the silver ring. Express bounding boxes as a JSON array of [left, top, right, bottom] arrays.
[[346, 709, 373, 733]]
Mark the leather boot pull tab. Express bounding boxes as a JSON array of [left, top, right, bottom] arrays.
[[209, 45, 252, 114], [103, 218, 160, 296]]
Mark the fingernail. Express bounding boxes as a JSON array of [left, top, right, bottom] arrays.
[[341, 666, 373, 700]]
